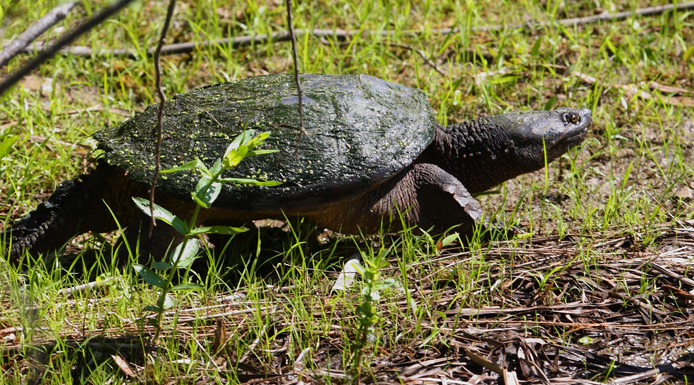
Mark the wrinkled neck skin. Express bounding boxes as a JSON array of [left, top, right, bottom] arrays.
[[419, 119, 541, 194]]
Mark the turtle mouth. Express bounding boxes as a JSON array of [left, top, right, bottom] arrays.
[[557, 126, 587, 146]]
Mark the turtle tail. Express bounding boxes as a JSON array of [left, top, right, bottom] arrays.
[[3, 164, 145, 262]]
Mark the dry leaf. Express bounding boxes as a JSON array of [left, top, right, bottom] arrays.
[[675, 186, 693, 200], [111, 354, 136, 378], [649, 81, 691, 95]]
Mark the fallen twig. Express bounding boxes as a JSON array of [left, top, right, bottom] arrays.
[[549, 2, 694, 28], [13, 2, 694, 60], [608, 368, 662, 385], [238, 323, 268, 364], [16, 134, 92, 150], [56, 277, 116, 297], [0, 2, 79, 69], [651, 263, 694, 288], [575, 71, 694, 107], [388, 42, 446, 76], [0, 0, 135, 96], [464, 348, 521, 385]]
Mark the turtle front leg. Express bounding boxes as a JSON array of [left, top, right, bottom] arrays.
[[330, 163, 483, 235]]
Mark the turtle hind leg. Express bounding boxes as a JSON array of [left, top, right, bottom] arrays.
[[4, 164, 145, 262], [5, 178, 78, 259]]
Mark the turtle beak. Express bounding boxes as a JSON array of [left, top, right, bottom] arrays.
[[579, 108, 592, 125]]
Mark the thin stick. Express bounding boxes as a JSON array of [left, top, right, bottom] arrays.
[[56, 277, 116, 298], [556, 2, 693, 27], [14, 2, 694, 59], [285, 0, 306, 140], [0, 2, 79, 69], [0, 0, 135, 96], [148, 0, 177, 238], [388, 43, 446, 76]]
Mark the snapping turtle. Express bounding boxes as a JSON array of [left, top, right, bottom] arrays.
[[3, 74, 591, 260]]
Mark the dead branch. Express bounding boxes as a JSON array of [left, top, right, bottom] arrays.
[[56, 277, 117, 297], [17, 29, 347, 59], [554, 2, 694, 27], [575, 71, 694, 107], [0, 0, 135, 96], [0, 2, 79, 69], [472, 1, 694, 32], [388, 42, 447, 76]]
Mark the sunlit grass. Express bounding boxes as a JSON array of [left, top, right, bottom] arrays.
[[0, 0, 692, 382]]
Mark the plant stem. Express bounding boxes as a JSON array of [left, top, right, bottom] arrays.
[[151, 181, 204, 342]]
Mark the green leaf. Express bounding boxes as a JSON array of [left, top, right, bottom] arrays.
[[490, 75, 518, 85], [222, 130, 274, 169], [542, 96, 558, 111], [191, 176, 222, 208], [190, 225, 248, 235], [131, 197, 188, 234], [684, 46, 694, 63], [228, 129, 253, 149], [133, 264, 166, 289], [217, 177, 282, 186], [440, 233, 458, 248], [209, 158, 223, 176], [451, 75, 466, 90], [366, 290, 381, 301], [530, 36, 542, 57], [152, 261, 173, 270], [161, 159, 204, 174], [144, 305, 162, 312], [169, 239, 199, 269], [171, 283, 204, 291], [132, 197, 172, 220], [248, 149, 279, 156], [223, 145, 249, 169], [0, 135, 19, 158], [373, 278, 400, 291], [578, 336, 594, 345], [244, 131, 271, 149]]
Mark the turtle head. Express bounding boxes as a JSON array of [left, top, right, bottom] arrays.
[[435, 107, 591, 194], [491, 107, 591, 170]]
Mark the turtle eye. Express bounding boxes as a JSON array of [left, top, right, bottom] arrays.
[[562, 111, 581, 125]]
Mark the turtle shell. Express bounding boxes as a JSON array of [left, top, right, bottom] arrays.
[[95, 74, 436, 211]]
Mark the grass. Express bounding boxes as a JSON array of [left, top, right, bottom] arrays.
[[1, 0, 693, 383]]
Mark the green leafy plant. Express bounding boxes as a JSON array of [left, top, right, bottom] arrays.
[[131, 130, 279, 340], [350, 256, 399, 383]]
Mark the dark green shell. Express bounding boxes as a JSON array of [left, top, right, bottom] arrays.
[[95, 74, 436, 210]]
